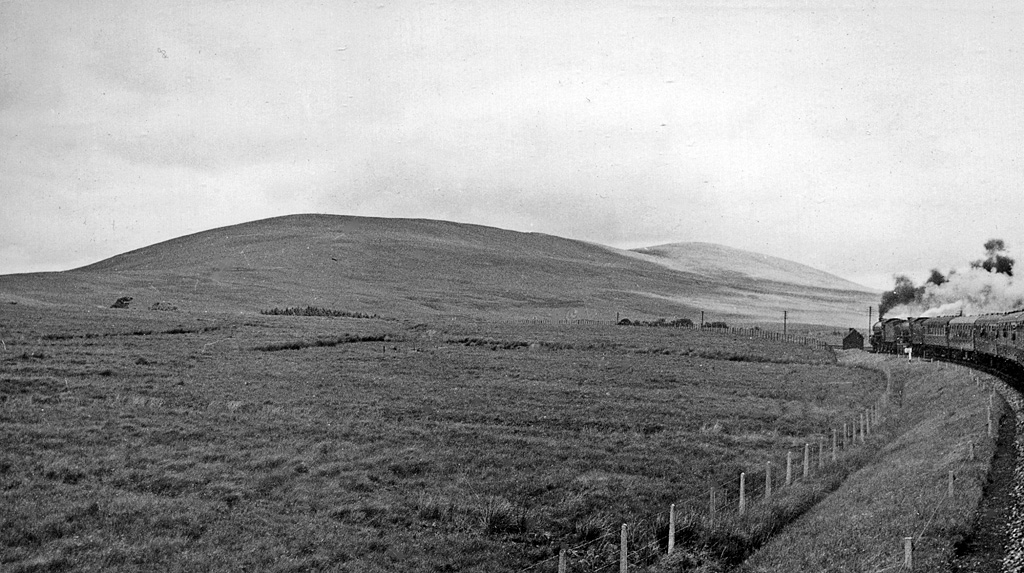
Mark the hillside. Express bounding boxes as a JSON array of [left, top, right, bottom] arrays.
[[0, 214, 876, 327], [629, 242, 874, 293]]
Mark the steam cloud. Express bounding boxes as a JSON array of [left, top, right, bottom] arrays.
[[884, 268, 1024, 318], [880, 239, 1021, 318]]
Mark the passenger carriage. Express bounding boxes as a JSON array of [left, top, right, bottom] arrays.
[[920, 315, 954, 358], [974, 314, 1003, 364], [947, 315, 979, 360]]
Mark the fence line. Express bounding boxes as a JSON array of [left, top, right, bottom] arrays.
[[516, 364, 999, 572], [499, 318, 837, 353], [516, 389, 896, 573]]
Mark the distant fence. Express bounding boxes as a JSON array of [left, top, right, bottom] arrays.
[[498, 319, 833, 353]]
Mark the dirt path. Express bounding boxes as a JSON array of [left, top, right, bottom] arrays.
[[949, 396, 1018, 572]]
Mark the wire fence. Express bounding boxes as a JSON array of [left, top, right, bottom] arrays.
[[498, 319, 838, 354], [511, 361, 1001, 573], [511, 392, 891, 572]]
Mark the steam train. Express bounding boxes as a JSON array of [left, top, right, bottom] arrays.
[[870, 311, 1024, 382]]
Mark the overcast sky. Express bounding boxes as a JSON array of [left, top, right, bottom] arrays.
[[2, 0, 1022, 290]]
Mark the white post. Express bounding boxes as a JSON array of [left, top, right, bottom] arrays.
[[739, 472, 746, 515], [668, 504, 675, 554], [786, 452, 793, 486], [831, 429, 837, 461], [620, 524, 628, 573], [904, 536, 913, 569], [709, 487, 716, 527], [558, 549, 566, 573], [765, 461, 772, 499], [803, 443, 810, 478]]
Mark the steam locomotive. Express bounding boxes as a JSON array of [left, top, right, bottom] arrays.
[[870, 311, 1024, 381]]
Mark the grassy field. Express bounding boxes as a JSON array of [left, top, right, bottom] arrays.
[[2, 304, 888, 572], [742, 354, 1004, 573]]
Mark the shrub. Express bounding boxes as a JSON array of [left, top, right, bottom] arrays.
[[254, 334, 389, 352], [260, 306, 380, 319]]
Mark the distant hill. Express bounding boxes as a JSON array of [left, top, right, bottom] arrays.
[[629, 242, 875, 293], [0, 214, 876, 327]]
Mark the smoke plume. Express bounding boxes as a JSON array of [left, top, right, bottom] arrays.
[[880, 237, 1024, 317], [885, 268, 1024, 318], [880, 239, 1022, 318], [878, 275, 924, 317]]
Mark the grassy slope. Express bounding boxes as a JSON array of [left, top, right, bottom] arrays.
[[1, 305, 884, 572], [0, 214, 875, 326], [742, 352, 1001, 572], [629, 242, 875, 293]]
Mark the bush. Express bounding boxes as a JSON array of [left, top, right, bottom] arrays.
[[254, 334, 389, 352], [111, 296, 133, 309], [617, 317, 695, 328], [260, 306, 379, 319]]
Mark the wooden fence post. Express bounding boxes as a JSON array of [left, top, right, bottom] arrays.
[[843, 422, 848, 449], [765, 461, 772, 499], [904, 536, 913, 569], [831, 429, 837, 461], [668, 504, 675, 554], [988, 405, 993, 437], [739, 472, 746, 515], [558, 548, 566, 573], [818, 437, 824, 469], [969, 441, 975, 461], [620, 524, 628, 573], [709, 487, 716, 528], [786, 452, 793, 486], [948, 470, 954, 497]]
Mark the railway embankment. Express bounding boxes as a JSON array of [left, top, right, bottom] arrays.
[[741, 352, 1009, 572], [978, 374, 1024, 573]]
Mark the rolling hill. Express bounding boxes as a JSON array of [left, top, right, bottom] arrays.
[[0, 214, 877, 326], [629, 242, 873, 292]]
